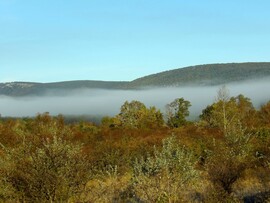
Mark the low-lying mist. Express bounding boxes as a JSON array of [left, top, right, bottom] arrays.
[[1, 80, 270, 119]]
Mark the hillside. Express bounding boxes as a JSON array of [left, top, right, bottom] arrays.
[[131, 62, 270, 87], [0, 81, 129, 96], [1, 62, 270, 96]]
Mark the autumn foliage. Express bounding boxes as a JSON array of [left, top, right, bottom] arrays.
[[0, 89, 270, 202]]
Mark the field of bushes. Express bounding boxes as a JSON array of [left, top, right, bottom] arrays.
[[0, 87, 270, 202]]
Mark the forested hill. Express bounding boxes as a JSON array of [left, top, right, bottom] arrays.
[[130, 62, 270, 87], [1, 62, 270, 96]]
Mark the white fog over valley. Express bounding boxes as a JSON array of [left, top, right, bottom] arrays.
[[1, 80, 270, 119]]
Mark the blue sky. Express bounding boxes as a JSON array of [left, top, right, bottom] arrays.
[[1, 0, 270, 82]]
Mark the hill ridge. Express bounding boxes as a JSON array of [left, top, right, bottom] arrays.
[[131, 62, 270, 87], [1, 62, 270, 96]]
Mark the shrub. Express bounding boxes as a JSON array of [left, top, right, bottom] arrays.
[[0, 135, 91, 202], [132, 136, 199, 202]]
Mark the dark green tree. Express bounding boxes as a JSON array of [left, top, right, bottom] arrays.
[[166, 98, 191, 128], [199, 105, 215, 126]]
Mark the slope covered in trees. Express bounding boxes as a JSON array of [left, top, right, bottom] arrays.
[[1, 62, 270, 96], [0, 88, 270, 202], [131, 62, 270, 87]]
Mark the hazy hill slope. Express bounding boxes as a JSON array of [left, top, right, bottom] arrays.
[[1, 62, 270, 96], [0, 81, 129, 96], [130, 62, 270, 87], [43, 80, 129, 90]]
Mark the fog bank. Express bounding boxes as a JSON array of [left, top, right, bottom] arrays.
[[0, 80, 270, 119]]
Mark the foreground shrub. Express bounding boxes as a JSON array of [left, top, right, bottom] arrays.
[[0, 135, 91, 202], [131, 136, 199, 202], [207, 154, 245, 195], [205, 131, 252, 199], [82, 165, 135, 202]]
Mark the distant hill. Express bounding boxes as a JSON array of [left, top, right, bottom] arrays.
[[0, 81, 129, 96], [130, 62, 270, 87], [1, 62, 270, 96]]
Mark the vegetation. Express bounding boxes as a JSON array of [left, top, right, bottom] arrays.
[[166, 97, 191, 128], [1, 62, 270, 96], [131, 62, 270, 87], [0, 88, 270, 202]]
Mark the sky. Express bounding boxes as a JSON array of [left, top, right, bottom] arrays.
[[1, 0, 270, 83]]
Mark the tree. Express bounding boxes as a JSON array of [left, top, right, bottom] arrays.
[[140, 106, 164, 129], [166, 98, 191, 128], [199, 105, 215, 127], [118, 100, 147, 128], [199, 88, 254, 198], [214, 86, 233, 136], [232, 94, 257, 128], [117, 100, 164, 129], [200, 86, 256, 135]]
